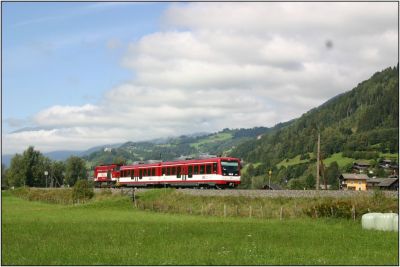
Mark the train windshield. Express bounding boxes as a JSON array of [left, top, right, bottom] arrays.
[[221, 161, 239, 176]]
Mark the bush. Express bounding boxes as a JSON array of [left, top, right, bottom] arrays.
[[12, 187, 73, 204], [73, 180, 94, 202]]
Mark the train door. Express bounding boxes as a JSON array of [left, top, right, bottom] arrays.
[[134, 169, 139, 182], [180, 165, 187, 181]]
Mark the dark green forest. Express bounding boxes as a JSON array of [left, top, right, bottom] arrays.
[[231, 65, 398, 188]]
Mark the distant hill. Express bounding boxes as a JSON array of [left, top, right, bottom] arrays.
[[1, 143, 123, 167], [82, 127, 273, 167], [2, 150, 82, 167]]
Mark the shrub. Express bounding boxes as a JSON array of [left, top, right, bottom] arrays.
[[11, 187, 73, 204], [99, 188, 112, 196], [72, 180, 94, 202]]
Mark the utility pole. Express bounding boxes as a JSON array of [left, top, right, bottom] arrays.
[[44, 171, 48, 188], [268, 170, 272, 190], [316, 133, 320, 190]]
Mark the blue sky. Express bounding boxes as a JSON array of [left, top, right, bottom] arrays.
[[3, 2, 167, 130], [2, 2, 397, 154]]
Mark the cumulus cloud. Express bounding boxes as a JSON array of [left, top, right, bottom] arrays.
[[3, 2, 397, 154]]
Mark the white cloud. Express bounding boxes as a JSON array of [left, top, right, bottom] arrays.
[[3, 2, 397, 154]]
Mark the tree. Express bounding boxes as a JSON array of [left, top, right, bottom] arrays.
[[72, 180, 94, 201], [2, 164, 8, 189], [325, 161, 340, 189], [288, 178, 306, 190], [6, 147, 50, 187], [305, 174, 315, 189], [51, 161, 66, 187], [65, 156, 87, 186], [6, 154, 26, 187], [22, 146, 43, 186], [246, 164, 256, 177]]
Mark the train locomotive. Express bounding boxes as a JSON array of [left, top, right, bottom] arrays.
[[93, 157, 241, 189]]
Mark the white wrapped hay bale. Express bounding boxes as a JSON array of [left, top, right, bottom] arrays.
[[362, 213, 380, 230], [375, 213, 397, 231], [392, 213, 398, 232], [362, 213, 399, 231]]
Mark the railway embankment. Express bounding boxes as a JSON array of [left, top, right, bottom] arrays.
[[101, 188, 398, 199]]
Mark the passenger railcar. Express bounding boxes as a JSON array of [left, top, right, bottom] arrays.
[[94, 157, 241, 189]]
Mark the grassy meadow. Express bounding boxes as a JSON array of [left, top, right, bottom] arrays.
[[2, 190, 399, 265]]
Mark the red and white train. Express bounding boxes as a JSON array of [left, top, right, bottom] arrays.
[[93, 157, 241, 189]]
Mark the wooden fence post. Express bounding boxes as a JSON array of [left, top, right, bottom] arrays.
[[261, 206, 264, 219], [280, 207, 283, 220], [249, 206, 252, 218], [224, 204, 227, 217], [352, 205, 356, 221]]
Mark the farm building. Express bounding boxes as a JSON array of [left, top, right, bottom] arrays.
[[339, 173, 369, 191]]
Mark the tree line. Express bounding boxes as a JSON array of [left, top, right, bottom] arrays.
[[2, 146, 88, 188]]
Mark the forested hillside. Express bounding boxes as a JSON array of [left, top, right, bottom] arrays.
[[82, 127, 272, 167], [230, 65, 398, 188]]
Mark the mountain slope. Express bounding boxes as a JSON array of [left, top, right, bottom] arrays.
[[82, 127, 273, 166], [231, 65, 399, 166]]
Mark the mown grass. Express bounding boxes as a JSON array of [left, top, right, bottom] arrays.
[[190, 132, 232, 149], [379, 152, 399, 161], [323, 152, 356, 167], [276, 153, 314, 168], [2, 191, 398, 265]]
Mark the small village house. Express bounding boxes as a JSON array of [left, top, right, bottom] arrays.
[[339, 173, 369, 191], [352, 161, 371, 173]]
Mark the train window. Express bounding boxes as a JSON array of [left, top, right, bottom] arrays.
[[139, 169, 143, 179], [213, 163, 217, 174], [188, 166, 193, 178], [107, 171, 111, 179], [162, 168, 166, 175], [200, 165, 205, 174], [194, 165, 199, 174], [130, 171, 134, 179], [177, 166, 181, 178], [171, 167, 176, 175], [206, 164, 211, 174], [152, 168, 155, 176]]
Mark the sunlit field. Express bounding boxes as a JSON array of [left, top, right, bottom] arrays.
[[2, 192, 398, 265]]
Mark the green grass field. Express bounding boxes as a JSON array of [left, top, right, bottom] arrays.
[[276, 153, 314, 168], [190, 132, 232, 149], [323, 152, 355, 167], [2, 192, 398, 265], [276, 152, 398, 170]]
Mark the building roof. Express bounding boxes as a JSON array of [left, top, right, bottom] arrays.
[[354, 161, 371, 166], [377, 178, 398, 187], [340, 173, 369, 180], [367, 178, 386, 184]]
